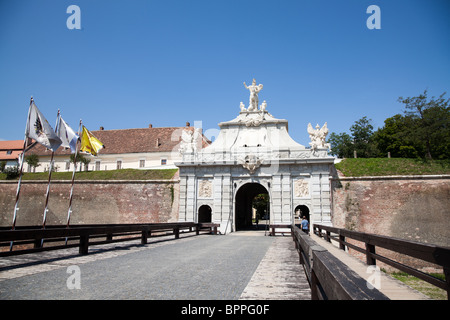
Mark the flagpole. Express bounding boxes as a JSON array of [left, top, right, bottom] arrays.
[[10, 97, 33, 251], [41, 109, 60, 230], [64, 119, 82, 245]]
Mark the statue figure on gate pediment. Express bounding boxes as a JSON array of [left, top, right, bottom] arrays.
[[179, 128, 202, 154], [243, 79, 263, 112], [307, 122, 331, 151]]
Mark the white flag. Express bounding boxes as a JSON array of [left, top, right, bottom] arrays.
[[26, 101, 62, 152], [57, 116, 79, 153]]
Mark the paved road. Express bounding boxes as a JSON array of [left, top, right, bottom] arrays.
[[0, 232, 308, 300]]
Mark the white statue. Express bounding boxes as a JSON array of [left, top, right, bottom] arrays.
[[260, 100, 267, 112], [243, 79, 263, 112], [307, 122, 330, 150], [239, 102, 246, 112], [179, 128, 202, 153]]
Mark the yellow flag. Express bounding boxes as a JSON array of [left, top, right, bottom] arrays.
[[80, 125, 104, 156]]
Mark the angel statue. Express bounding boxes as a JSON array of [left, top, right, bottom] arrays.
[[179, 128, 202, 153], [307, 122, 330, 150], [243, 79, 263, 111]]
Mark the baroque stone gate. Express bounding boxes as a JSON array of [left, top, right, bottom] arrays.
[[176, 80, 334, 234]]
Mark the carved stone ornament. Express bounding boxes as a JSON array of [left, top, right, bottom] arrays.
[[198, 180, 212, 198], [294, 179, 309, 198], [240, 154, 263, 174], [307, 122, 331, 151], [179, 128, 202, 154]]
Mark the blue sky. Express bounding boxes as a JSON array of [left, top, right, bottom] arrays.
[[1, 0, 449, 146]]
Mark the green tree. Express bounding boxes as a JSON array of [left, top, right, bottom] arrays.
[[252, 193, 269, 220], [350, 116, 378, 157], [25, 154, 40, 172], [328, 132, 353, 158], [70, 153, 91, 171], [372, 114, 421, 158], [398, 90, 450, 159], [0, 161, 6, 173], [328, 117, 378, 158]]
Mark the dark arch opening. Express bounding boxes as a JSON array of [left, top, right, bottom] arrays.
[[198, 205, 212, 223], [294, 205, 310, 225], [235, 183, 269, 231]]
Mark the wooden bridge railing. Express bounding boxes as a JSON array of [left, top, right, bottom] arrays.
[[0, 222, 220, 257], [292, 225, 388, 300], [313, 224, 450, 300]]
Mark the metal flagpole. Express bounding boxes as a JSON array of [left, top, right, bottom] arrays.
[[10, 97, 33, 251], [41, 110, 60, 230], [65, 119, 82, 245]]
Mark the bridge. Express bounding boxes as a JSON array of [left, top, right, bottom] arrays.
[[0, 222, 449, 303]]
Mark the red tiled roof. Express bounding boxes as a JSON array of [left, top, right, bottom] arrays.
[[0, 140, 24, 150], [0, 150, 22, 161], [0, 140, 24, 161], [25, 126, 210, 156]]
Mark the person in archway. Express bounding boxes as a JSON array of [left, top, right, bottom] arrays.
[[301, 216, 309, 234]]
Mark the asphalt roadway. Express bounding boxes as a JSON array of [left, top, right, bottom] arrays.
[[0, 231, 307, 300]]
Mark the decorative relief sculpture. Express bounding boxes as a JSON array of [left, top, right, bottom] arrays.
[[243, 79, 263, 112], [244, 113, 264, 127], [198, 180, 212, 198], [294, 179, 309, 198], [239, 154, 263, 174], [307, 122, 331, 151], [179, 128, 202, 154]]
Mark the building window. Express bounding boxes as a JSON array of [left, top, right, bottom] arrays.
[[117, 160, 122, 170], [65, 162, 70, 171], [95, 161, 101, 171], [6, 150, 12, 155], [139, 159, 145, 168], [161, 159, 167, 165]]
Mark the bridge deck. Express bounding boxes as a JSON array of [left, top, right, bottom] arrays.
[[310, 233, 430, 300], [0, 229, 431, 300], [0, 231, 310, 300]]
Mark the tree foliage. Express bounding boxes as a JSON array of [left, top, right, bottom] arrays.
[[328, 90, 449, 160], [252, 193, 269, 220], [25, 154, 40, 171]]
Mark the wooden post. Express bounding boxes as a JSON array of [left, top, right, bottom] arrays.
[[79, 235, 89, 255], [141, 230, 148, 244], [365, 243, 376, 265], [443, 266, 450, 300], [339, 234, 346, 250], [34, 238, 43, 248]]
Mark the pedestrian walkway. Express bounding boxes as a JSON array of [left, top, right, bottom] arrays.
[[310, 233, 430, 300], [238, 231, 310, 300]]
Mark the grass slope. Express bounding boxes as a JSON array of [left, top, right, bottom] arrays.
[[335, 158, 450, 177], [0, 168, 178, 181]]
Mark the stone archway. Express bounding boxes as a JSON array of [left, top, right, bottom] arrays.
[[198, 205, 212, 223], [295, 204, 310, 222], [235, 183, 269, 231]]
